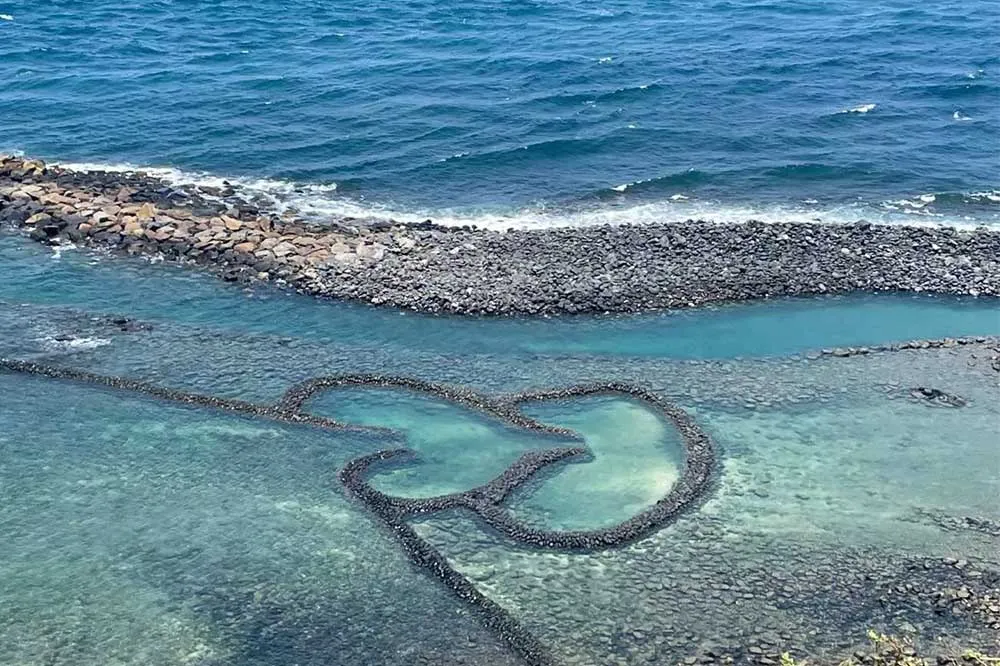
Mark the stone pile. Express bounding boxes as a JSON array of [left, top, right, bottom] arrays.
[[0, 155, 419, 286], [2, 155, 999, 315]]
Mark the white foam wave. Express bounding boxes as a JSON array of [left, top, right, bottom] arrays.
[[598, 56, 613, 63], [967, 190, 1000, 203], [56, 159, 339, 217], [54, 160, 997, 232], [0, 14, 14, 21], [953, 110, 972, 121], [301, 197, 991, 231], [881, 194, 940, 214], [39, 335, 111, 351], [840, 103, 877, 114]]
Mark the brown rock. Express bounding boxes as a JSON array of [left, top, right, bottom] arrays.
[[25, 213, 51, 226], [329, 252, 360, 267], [272, 241, 298, 258], [40, 192, 75, 206], [91, 210, 113, 225], [78, 223, 93, 235], [306, 250, 331, 265], [137, 203, 156, 221], [222, 215, 243, 231], [234, 241, 257, 254], [318, 233, 344, 245]]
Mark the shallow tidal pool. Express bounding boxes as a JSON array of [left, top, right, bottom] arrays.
[[0, 234, 998, 665]]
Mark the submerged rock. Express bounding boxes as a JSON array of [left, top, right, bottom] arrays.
[[907, 386, 968, 408]]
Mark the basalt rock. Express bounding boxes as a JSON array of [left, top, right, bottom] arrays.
[[0, 357, 718, 666], [2, 155, 1000, 316]]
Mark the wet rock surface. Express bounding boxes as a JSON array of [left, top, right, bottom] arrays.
[[3, 155, 999, 315]]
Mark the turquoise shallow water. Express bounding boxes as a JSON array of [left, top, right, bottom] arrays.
[[1, 232, 999, 664], [1, 238, 998, 362]]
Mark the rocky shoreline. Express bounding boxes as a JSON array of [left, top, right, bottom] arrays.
[[2, 155, 999, 315]]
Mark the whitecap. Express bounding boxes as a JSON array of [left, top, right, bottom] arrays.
[[57, 159, 339, 218], [598, 56, 613, 63], [953, 110, 972, 121], [0, 14, 13, 21], [40, 335, 112, 351], [883, 197, 930, 210], [840, 103, 877, 114], [53, 159, 997, 233], [966, 69, 985, 80], [967, 190, 1000, 203]]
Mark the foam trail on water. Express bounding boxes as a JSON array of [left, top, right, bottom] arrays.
[[51, 160, 998, 232], [839, 103, 877, 114]]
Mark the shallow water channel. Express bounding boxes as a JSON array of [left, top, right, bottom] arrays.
[[0, 234, 998, 665]]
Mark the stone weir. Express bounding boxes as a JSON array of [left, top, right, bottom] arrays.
[[2, 155, 999, 315]]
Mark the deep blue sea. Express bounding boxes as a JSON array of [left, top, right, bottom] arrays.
[[1, 0, 998, 228]]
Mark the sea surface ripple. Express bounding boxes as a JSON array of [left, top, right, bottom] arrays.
[[1, 0, 998, 229]]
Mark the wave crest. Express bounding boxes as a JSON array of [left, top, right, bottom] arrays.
[[51, 159, 999, 232]]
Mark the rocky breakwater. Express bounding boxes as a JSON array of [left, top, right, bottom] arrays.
[[2, 155, 1000, 315], [0, 155, 419, 289]]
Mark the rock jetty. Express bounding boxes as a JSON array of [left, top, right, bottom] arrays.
[[2, 155, 999, 315]]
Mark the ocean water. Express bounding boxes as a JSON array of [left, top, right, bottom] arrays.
[[2, 2, 1000, 662], [1, 0, 999, 228], [1, 235, 999, 664]]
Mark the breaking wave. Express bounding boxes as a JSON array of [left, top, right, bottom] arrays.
[[51, 159, 1000, 232]]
